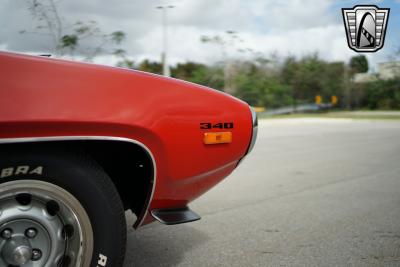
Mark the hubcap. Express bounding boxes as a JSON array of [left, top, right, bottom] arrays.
[[0, 180, 93, 266], [2, 236, 32, 265]]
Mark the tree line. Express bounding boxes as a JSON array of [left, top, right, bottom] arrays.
[[130, 55, 400, 110]]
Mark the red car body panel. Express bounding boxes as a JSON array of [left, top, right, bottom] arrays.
[[0, 52, 253, 227]]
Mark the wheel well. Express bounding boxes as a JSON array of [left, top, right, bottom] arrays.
[[0, 140, 154, 223]]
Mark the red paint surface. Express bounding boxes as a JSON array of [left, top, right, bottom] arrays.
[[0, 52, 253, 225]]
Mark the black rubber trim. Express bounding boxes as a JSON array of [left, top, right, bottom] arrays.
[[151, 207, 201, 225]]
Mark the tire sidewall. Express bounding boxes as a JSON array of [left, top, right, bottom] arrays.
[[0, 150, 126, 267]]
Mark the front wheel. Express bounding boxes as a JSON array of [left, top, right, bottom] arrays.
[[0, 147, 126, 266]]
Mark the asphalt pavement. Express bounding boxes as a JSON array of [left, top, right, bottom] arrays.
[[124, 118, 400, 267]]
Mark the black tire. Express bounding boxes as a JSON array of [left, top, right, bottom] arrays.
[[0, 144, 126, 267]]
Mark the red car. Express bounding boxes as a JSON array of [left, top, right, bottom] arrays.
[[0, 52, 257, 266]]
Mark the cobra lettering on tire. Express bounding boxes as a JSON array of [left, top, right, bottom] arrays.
[[0, 145, 126, 267]]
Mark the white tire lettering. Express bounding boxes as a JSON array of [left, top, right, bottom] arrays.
[[0, 166, 43, 178], [0, 167, 13, 178], [15, 165, 29, 175], [97, 254, 108, 266], [30, 166, 43, 175]]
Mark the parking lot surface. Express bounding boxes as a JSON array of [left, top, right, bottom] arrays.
[[124, 118, 400, 266]]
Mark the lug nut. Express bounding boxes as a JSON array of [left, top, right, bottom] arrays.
[[25, 228, 38, 238], [1, 228, 12, 239], [31, 249, 42, 261]]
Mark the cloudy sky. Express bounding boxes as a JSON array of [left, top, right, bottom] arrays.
[[1, 0, 399, 70]]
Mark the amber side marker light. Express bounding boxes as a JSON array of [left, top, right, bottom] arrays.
[[203, 132, 232, 145]]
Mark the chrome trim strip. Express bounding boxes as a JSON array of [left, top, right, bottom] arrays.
[[247, 106, 258, 154], [250, 106, 258, 127], [236, 106, 258, 166], [0, 136, 157, 228], [246, 106, 258, 155]]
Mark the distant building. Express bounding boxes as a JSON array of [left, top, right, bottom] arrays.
[[353, 73, 378, 83], [353, 61, 400, 83], [378, 62, 400, 80]]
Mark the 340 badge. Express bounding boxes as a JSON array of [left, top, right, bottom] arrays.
[[200, 122, 234, 129]]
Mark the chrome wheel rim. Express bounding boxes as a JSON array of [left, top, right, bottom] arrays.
[[0, 180, 93, 266]]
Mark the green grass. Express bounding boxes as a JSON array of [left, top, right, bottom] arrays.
[[259, 111, 400, 120]]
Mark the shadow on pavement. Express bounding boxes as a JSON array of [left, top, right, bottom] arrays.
[[124, 223, 209, 267]]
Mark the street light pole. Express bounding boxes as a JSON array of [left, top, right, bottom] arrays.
[[157, 5, 175, 77]]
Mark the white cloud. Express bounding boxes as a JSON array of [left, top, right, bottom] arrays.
[[253, 0, 336, 31], [0, 0, 392, 68]]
